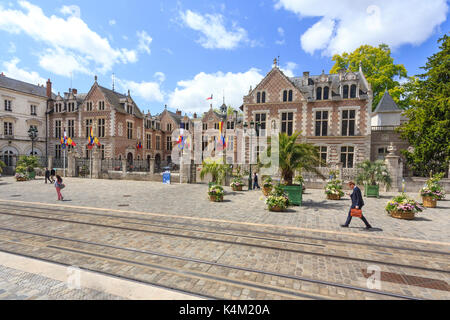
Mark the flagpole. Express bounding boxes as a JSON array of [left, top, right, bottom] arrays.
[[90, 146, 92, 179], [64, 148, 66, 178]]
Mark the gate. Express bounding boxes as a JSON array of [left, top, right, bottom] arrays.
[[75, 158, 91, 178], [0, 155, 17, 176]]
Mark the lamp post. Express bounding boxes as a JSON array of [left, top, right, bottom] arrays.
[[244, 121, 260, 190], [28, 126, 38, 155]]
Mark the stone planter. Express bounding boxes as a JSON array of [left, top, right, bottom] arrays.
[[231, 185, 243, 192], [268, 205, 285, 212], [364, 184, 380, 198], [390, 210, 415, 220], [262, 186, 272, 196], [327, 194, 341, 201], [422, 196, 437, 208], [209, 195, 224, 202], [281, 185, 303, 206]]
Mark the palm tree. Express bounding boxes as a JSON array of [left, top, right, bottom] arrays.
[[200, 158, 231, 185], [262, 132, 324, 185], [356, 160, 392, 190]]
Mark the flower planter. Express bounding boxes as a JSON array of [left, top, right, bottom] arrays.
[[327, 194, 341, 201], [268, 205, 285, 212], [232, 186, 243, 192], [209, 195, 224, 202], [28, 171, 36, 180], [422, 196, 437, 208], [281, 185, 303, 206], [262, 186, 272, 196], [364, 184, 380, 198], [390, 210, 415, 220]]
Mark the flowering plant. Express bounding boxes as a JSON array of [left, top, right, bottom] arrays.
[[421, 173, 446, 200], [263, 176, 273, 188], [385, 194, 424, 214], [324, 179, 344, 197], [230, 177, 244, 189], [15, 172, 29, 181], [208, 185, 224, 201], [266, 184, 289, 211]]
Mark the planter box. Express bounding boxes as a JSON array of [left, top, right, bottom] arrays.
[[364, 184, 380, 198], [327, 194, 341, 200], [268, 205, 285, 212], [262, 186, 272, 196], [422, 196, 437, 208], [281, 185, 303, 206], [231, 186, 243, 191], [390, 210, 415, 220], [209, 195, 224, 202], [28, 171, 36, 180]]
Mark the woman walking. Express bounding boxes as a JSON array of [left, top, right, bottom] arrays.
[[55, 175, 65, 201]]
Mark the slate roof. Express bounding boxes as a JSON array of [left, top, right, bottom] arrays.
[[98, 85, 144, 119], [373, 90, 401, 114], [0, 75, 56, 99]]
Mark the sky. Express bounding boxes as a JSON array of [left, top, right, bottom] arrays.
[[0, 0, 448, 116]]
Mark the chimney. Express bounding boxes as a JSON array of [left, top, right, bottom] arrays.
[[303, 71, 310, 79], [72, 88, 77, 95], [46, 79, 52, 99], [176, 109, 182, 116], [193, 113, 197, 119]]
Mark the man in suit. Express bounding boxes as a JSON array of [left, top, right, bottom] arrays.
[[341, 181, 372, 229], [44, 168, 52, 184], [50, 168, 56, 183]]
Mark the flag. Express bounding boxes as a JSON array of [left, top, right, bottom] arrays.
[[206, 94, 213, 101], [219, 121, 226, 149]]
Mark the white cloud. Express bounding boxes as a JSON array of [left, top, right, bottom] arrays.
[[109, 19, 116, 26], [276, 26, 286, 45], [137, 30, 152, 54], [38, 48, 91, 77], [154, 72, 166, 83], [8, 42, 16, 53], [0, 1, 140, 76], [180, 9, 249, 50], [60, 5, 80, 18], [116, 78, 164, 103], [280, 62, 298, 77], [1, 58, 46, 85], [168, 68, 264, 113], [275, 0, 449, 55], [277, 27, 285, 37]]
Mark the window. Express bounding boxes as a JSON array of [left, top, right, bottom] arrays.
[[86, 102, 93, 111], [257, 92, 261, 104], [55, 145, 62, 159], [214, 123, 219, 130], [156, 122, 161, 130], [341, 110, 356, 136], [145, 120, 152, 129], [343, 85, 349, 99], [227, 121, 235, 130], [67, 102, 75, 112], [281, 112, 294, 136], [127, 104, 132, 114], [288, 90, 293, 102], [319, 146, 328, 166], [255, 113, 267, 136], [315, 111, 328, 136], [378, 147, 389, 160], [262, 92, 266, 103], [202, 136, 208, 151], [55, 103, 62, 113], [167, 123, 172, 131], [127, 122, 133, 139], [4, 122, 13, 136], [98, 119, 105, 138], [85, 119, 93, 137], [203, 123, 208, 130], [146, 134, 152, 150], [156, 136, 161, 150], [350, 85, 357, 98], [55, 120, 62, 138], [184, 122, 190, 131], [98, 101, 105, 111], [30, 105, 37, 115], [4, 100, 12, 111], [283, 90, 287, 102], [316, 87, 322, 100], [68, 120, 75, 138], [166, 136, 172, 151], [100, 145, 105, 160], [341, 146, 355, 168], [323, 87, 329, 100]]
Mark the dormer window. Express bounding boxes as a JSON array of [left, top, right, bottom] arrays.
[[350, 85, 357, 98], [126, 104, 132, 114], [316, 87, 322, 100], [86, 102, 93, 111], [262, 92, 266, 103], [323, 87, 329, 100], [257, 92, 261, 104], [343, 85, 349, 99], [288, 90, 293, 102], [283, 90, 287, 102], [99, 101, 105, 111]]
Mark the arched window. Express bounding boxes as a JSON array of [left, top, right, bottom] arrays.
[[262, 92, 266, 103], [288, 90, 293, 102], [343, 85, 349, 99], [323, 87, 329, 100], [316, 87, 322, 100], [350, 85, 357, 98], [283, 90, 287, 102], [257, 92, 261, 104]]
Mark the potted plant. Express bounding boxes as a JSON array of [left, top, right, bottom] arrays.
[[356, 160, 392, 198], [208, 185, 225, 202], [200, 158, 231, 188], [293, 175, 306, 194], [260, 132, 324, 206], [265, 184, 290, 212], [325, 180, 345, 200], [420, 173, 446, 207], [385, 194, 424, 220], [262, 176, 273, 196], [16, 155, 40, 180], [15, 165, 29, 182], [230, 177, 244, 191]]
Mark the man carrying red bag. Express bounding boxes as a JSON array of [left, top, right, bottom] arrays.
[[341, 181, 373, 230]]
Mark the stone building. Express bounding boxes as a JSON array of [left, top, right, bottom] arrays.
[[241, 61, 373, 169], [0, 74, 54, 173]]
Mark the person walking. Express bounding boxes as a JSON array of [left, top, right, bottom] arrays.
[[44, 168, 52, 184], [50, 168, 56, 183], [341, 181, 372, 229], [54, 175, 65, 201], [253, 172, 261, 190]]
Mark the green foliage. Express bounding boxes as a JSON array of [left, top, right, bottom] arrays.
[[385, 194, 424, 214], [262, 176, 273, 189], [421, 173, 446, 200], [0, 160, 5, 174], [293, 175, 304, 186], [230, 176, 244, 188], [330, 44, 408, 110], [398, 35, 450, 176], [261, 132, 324, 185], [208, 185, 225, 202], [266, 184, 289, 211], [356, 160, 392, 190], [200, 158, 232, 185], [324, 179, 344, 197], [16, 155, 41, 173]]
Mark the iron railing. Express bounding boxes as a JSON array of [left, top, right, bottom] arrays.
[[101, 159, 123, 173]]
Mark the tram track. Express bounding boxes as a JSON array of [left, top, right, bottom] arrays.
[[0, 226, 421, 300], [0, 209, 448, 275]]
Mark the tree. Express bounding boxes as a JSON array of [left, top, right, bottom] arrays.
[[200, 158, 232, 185], [330, 44, 408, 110], [398, 35, 450, 176], [356, 160, 392, 189]]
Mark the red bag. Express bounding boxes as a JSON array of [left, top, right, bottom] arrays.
[[351, 209, 363, 218]]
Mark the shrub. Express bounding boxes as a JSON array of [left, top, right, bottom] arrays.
[[324, 179, 344, 197]]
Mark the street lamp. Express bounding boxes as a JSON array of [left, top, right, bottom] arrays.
[[28, 126, 38, 155], [244, 121, 260, 190]]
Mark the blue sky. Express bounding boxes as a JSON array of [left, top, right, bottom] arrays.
[[0, 0, 448, 115]]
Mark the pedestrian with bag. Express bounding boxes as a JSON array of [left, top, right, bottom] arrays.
[[44, 168, 52, 184], [253, 172, 261, 190], [54, 175, 65, 201], [341, 181, 372, 229], [50, 168, 56, 183]]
